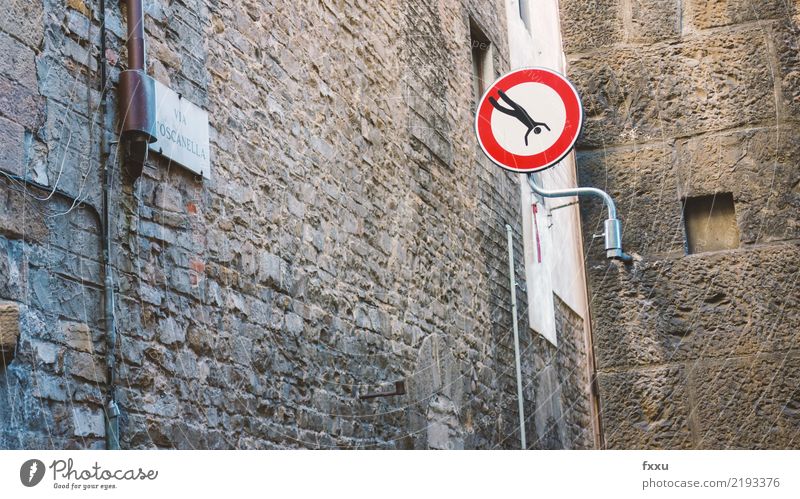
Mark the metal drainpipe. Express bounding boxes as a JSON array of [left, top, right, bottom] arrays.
[[527, 174, 633, 262], [106, 0, 156, 449], [99, 0, 120, 450], [505, 225, 526, 449], [124, 0, 145, 71]]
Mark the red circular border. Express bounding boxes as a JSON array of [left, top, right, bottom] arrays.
[[475, 68, 583, 173]]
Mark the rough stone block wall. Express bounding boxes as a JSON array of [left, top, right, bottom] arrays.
[[526, 295, 593, 449], [0, 0, 595, 449], [561, 0, 800, 448]]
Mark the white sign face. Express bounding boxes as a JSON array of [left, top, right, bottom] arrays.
[[475, 67, 583, 173], [149, 80, 211, 179], [490, 82, 566, 156]]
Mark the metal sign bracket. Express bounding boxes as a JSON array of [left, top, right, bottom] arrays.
[[527, 174, 633, 262]]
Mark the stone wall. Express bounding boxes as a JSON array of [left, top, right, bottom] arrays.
[[561, 0, 800, 448], [526, 295, 594, 449], [0, 0, 596, 449]]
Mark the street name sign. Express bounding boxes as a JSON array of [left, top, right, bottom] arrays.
[[149, 79, 211, 179]]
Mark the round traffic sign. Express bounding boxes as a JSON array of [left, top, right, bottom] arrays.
[[475, 67, 583, 173]]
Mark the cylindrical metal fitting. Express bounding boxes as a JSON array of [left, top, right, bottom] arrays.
[[118, 69, 156, 142], [105, 399, 121, 450], [604, 218, 632, 261], [604, 218, 622, 251]]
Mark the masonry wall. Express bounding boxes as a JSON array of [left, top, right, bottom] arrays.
[[0, 0, 596, 449], [561, 0, 800, 448]]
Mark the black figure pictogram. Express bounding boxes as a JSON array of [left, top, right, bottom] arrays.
[[489, 89, 551, 146]]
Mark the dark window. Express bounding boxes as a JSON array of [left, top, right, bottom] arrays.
[[683, 193, 739, 254], [470, 19, 493, 102]]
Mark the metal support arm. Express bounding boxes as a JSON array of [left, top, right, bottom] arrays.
[[527, 174, 633, 263]]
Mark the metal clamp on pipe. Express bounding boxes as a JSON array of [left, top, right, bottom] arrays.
[[118, 70, 156, 143], [527, 174, 633, 263], [118, 0, 156, 180]]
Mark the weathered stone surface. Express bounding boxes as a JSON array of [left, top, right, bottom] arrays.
[[72, 407, 105, 438], [158, 317, 186, 346], [566, 0, 800, 450], [552, 296, 594, 449], [691, 352, 800, 448], [675, 126, 800, 245], [32, 339, 58, 365], [62, 321, 93, 353], [773, 18, 800, 122], [0, 76, 45, 131], [153, 184, 184, 213], [0, 301, 20, 357], [32, 373, 69, 402], [425, 395, 464, 449], [528, 296, 595, 449], [68, 350, 105, 384], [0, 0, 44, 49], [0, 178, 50, 242], [630, 0, 680, 42], [578, 124, 800, 259], [0, 239, 26, 302], [0, 32, 37, 89], [598, 366, 694, 448], [588, 244, 800, 369], [569, 25, 776, 148], [559, 0, 624, 53], [686, 0, 790, 30]]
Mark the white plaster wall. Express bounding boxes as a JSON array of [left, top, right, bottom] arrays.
[[504, 0, 590, 346]]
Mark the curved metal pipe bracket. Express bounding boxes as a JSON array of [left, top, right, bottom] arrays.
[[527, 174, 633, 263]]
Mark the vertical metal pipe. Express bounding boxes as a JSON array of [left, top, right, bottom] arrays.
[[125, 0, 146, 71], [505, 224, 526, 449], [100, 0, 120, 450]]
